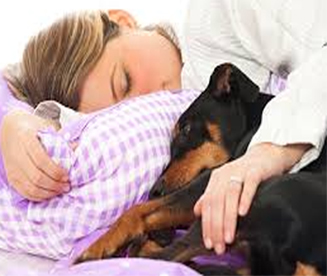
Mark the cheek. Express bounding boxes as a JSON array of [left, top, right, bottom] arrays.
[[124, 43, 167, 95], [79, 72, 115, 112], [129, 59, 164, 95]]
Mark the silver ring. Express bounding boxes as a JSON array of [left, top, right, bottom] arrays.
[[229, 176, 243, 186]]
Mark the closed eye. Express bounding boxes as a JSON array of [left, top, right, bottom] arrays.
[[111, 63, 119, 102], [124, 69, 132, 97]]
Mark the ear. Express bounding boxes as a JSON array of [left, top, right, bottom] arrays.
[[108, 9, 138, 28], [207, 63, 259, 102]]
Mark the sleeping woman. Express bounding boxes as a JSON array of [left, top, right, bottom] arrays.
[[1, 0, 327, 258]]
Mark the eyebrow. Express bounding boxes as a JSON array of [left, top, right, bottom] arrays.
[[110, 63, 118, 102]]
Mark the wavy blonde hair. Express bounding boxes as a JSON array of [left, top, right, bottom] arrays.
[[4, 10, 119, 110]]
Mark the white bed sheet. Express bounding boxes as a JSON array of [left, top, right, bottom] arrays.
[[0, 249, 55, 275]]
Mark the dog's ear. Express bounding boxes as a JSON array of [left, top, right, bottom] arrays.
[[207, 63, 259, 102]]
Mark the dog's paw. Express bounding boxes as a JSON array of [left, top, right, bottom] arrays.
[[74, 240, 115, 264]]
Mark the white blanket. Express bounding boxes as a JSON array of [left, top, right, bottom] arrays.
[[0, 249, 54, 275]]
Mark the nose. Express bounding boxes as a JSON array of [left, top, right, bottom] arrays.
[[149, 177, 166, 199]]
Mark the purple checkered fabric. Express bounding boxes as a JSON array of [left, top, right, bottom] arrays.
[[0, 89, 200, 259]]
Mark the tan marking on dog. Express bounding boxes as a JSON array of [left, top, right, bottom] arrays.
[[293, 262, 321, 276], [137, 239, 164, 257], [76, 198, 165, 263], [236, 267, 251, 276], [145, 205, 195, 229], [217, 64, 232, 93], [163, 141, 229, 191], [207, 122, 223, 143]]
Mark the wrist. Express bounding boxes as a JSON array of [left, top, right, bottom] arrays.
[[279, 143, 312, 172], [248, 142, 311, 173]]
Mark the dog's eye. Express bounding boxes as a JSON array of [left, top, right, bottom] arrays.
[[180, 124, 191, 137]]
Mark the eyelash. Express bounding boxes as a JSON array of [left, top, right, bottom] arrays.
[[124, 70, 132, 96]]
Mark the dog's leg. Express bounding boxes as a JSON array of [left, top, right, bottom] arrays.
[[75, 170, 211, 263], [128, 229, 175, 257], [75, 198, 195, 263], [149, 220, 249, 276], [148, 219, 208, 262], [129, 238, 165, 257]]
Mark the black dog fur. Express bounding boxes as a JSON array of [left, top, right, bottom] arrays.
[[76, 64, 326, 275]]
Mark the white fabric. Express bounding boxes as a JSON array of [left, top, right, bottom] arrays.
[[34, 101, 84, 128], [0, 249, 54, 275], [181, 0, 327, 172]]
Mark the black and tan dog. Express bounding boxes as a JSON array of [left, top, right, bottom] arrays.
[[76, 64, 326, 275]]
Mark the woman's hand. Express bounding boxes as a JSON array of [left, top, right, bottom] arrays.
[[194, 142, 311, 255], [0, 110, 70, 201]]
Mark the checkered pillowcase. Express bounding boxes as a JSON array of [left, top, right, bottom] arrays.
[[0, 89, 200, 259]]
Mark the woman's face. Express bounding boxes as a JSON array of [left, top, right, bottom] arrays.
[[78, 28, 182, 112]]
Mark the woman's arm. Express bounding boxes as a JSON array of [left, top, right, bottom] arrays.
[[189, 0, 327, 255], [0, 110, 70, 201], [183, 0, 327, 161], [248, 46, 327, 171], [230, 0, 327, 170]]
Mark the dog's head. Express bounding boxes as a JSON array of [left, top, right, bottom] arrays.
[[149, 63, 263, 198]]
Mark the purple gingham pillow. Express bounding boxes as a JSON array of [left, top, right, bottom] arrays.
[[0, 89, 200, 259]]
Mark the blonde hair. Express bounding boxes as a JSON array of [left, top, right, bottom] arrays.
[[4, 10, 119, 109]]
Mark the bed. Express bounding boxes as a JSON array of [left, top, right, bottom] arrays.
[[0, 249, 55, 275], [0, 248, 205, 276]]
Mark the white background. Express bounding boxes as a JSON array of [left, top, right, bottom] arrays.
[[0, 0, 188, 68]]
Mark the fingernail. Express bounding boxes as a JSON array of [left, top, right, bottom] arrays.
[[215, 243, 225, 255], [62, 176, 69, 182], [205, 238, 213, 249], [239, 206, 246, 216], [64, 185, 71, 193], [225, 232, 233, 244]]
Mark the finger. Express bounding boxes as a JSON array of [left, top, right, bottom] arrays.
[[194, 195, 204, 216], [5, 148, 62, 194], [224, 179, 242, 244], [25, 185, 59, 201], [7, 170, 40, 201], [10, 175, 57, 202], [29, 165, 70, 194], [201, 194, 213, 250], [238, 173, 260, 216], [211, 187, 225, 255], [22, 146, 70, 194], [25, 134, 69, 182], [20, 162, 67, 200]]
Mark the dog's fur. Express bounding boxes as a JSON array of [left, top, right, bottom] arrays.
[[75, 64, 326, 275]]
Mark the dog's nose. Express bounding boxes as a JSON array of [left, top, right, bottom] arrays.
[[149, 178, 166, 199]]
